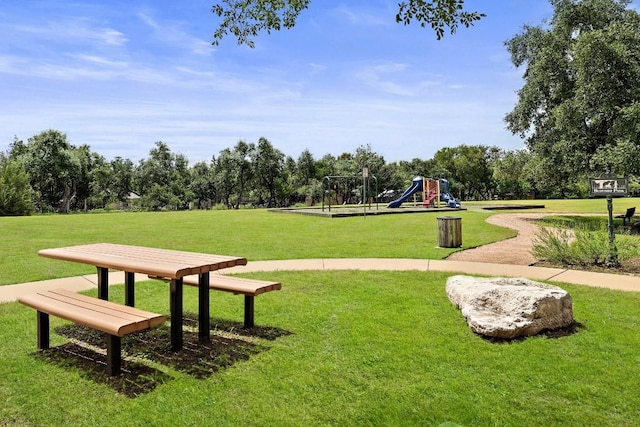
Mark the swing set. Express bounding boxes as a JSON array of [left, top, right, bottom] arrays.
[[321, 175, 378, 212]]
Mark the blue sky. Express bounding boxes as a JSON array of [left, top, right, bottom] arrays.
[[1, 1, 635, 165]]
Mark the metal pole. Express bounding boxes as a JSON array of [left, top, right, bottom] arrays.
[[362, 166, 368, 218], [606, 195, 619, 267]]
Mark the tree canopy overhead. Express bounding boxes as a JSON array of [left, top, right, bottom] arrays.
[[211, 0, 485, 48], [504, 0, 640, 179]]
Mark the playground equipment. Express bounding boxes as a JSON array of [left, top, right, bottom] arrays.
[[387, 177, 461, 208], [322, 174, 378, 212]]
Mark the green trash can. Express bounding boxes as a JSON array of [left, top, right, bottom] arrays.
[[437, 216, 462, 248]]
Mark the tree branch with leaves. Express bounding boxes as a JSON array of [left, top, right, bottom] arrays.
[[211, 0, 484, 47]]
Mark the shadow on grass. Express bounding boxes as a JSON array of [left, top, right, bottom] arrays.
[[35, 342, 171, 398], [480, 321, 584, 344], [43, 314, 292, 397], [179, 312, 293, 341]]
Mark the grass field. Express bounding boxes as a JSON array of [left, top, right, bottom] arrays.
[[464, 197, 639, 213], [2, 201, 640, 426], [2, 271, 640, 427], [4, 197, 639, 286], [0, 208, 513, 286]]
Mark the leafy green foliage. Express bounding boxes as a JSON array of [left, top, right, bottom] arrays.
[[135, 142, 194, 210], [492, 149, 532, 199], [532, 226, 578, 265], [395, 0, 485, 39], [20, 130, 82, 213], [532, 220, 640, 266], [0, 158, 34, 216], [251, 137, 285, 207], [211, 0, 484, 47], [189, 161, 216, 209], [505, 0, 640, 185], [90, 157, 135, 207], [432, 144, 497, 200], [212, 0, 311, 48]]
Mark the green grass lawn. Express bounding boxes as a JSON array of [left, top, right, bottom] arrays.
[[6, 197, 637, 285], [2, 271, 639, 426], [0, 208, 512, 285], [465, 197, 640, 214], [2, 202, 640, 426]]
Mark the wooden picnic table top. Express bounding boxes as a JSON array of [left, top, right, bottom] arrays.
[[38, 243, 248, 279]]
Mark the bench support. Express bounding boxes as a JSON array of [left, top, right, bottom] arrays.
[[106, 335, 122, 376], [37, 311, 50, 350], [244, 296, 255, 328], [97, 267, 109, 300], [125, 272, 135, 307], [198, 272, 210, 343], [21, 289, 165, 377], [149, 274, 280, 330], [170, 278, 183, 351], [36, 311, 124, 376]]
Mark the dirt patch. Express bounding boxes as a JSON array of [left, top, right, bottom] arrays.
[[446, 213, 549, 265], [36, 314, 291, 398]]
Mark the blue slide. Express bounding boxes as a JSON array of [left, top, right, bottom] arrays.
[[387, 177, 423, 208], [388, 177, 461, 208]]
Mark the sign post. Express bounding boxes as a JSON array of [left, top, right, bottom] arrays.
[[605, 195, 618, 267], [590, 173, 627, 267], [362, 165, 369, 218]]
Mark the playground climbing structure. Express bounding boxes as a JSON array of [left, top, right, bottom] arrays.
[[387, 177, 461, 209]]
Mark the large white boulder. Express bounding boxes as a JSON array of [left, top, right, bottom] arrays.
[[446, 275, 574, 339]]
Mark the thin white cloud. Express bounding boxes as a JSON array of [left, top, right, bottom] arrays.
[[137, 11, 212, 56], [355, 62, 443, 97], [97, 27, 129, 46], [308, 63, 327, 75], [0, 53, 174, 84], [10, 19, 127, 47], [74, 54, 129, 68], [331, 4, 389, 27]]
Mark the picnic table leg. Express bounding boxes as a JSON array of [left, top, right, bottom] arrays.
[[170, 278, 183, 351], [97, 267, 109, 300], [244, 296, 255, 328], [106, 335, 122, 376], [37, 311, 49, 350], [198, 272, 210, 343], [125, 271, 135, 307]]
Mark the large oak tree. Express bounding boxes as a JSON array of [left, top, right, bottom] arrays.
[[505, 0, 640, 183]]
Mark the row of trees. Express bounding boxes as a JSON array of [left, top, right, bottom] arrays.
[[3, 128, 635, 216]]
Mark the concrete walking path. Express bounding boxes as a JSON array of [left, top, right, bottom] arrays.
[[2, 258, 639, 304]]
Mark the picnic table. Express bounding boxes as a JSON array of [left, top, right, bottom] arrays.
[[38, 243, 247, 350]]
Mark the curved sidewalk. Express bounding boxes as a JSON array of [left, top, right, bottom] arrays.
[[2, 258, 639, 304]]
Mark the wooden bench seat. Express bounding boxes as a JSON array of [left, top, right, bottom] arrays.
[[18, 288, 166, 376], [150, 275, 281, 328]]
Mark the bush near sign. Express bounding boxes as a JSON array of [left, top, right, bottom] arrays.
[[590, 177, 628, 197]]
